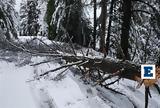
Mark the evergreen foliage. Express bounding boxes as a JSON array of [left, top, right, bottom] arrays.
[[19, 0, 40, 36], [0, 0, 17, 39], [46, 0, 92, 46], [46, 0, 56, 39]]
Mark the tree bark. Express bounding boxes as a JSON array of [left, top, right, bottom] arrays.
[[119, 0, 132, 60], [61, 55, 141, 81], [157, 55, 160, 66], [93, 0, 97, 50], [106, 0, 115, 55], [100, 0, 107, 54]]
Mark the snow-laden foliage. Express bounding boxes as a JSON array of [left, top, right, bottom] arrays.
[[37, 0, 48, 36], [17, 0, 160, 63], [19, 0, 40, 36], [19, 0, 47, 36], [129, 0, 160, 63], [46, 0, 92, 46], [99, 0, 160, 63], [19, 0, 27, 35], [0, 0, 17, 39]]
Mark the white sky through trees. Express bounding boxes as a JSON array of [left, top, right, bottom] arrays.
[[15, 0, 22, 12]]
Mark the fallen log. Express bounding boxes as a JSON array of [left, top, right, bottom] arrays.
[[61, 55, 141, 81]]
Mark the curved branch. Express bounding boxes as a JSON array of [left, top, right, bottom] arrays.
[[132, 9, 153, 16], [134, 0, 158, 13]]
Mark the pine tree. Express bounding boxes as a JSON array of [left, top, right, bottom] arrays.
[[19, 0, 28, 36], [27, 0, 40, 36], [0, 0, 17, 39], [46, 0, 56, 39], [19, 0, 40, 36], [46, 0, 92, 46], [99, 0, 107, 54], [120, 0, 132, 60]]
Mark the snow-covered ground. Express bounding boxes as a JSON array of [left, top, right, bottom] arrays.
[[0, 61, 37, 108], [0, 50, 160, 108], [0, 55, 111, 108]]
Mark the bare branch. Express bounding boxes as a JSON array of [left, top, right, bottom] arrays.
[[39, 60, 86, 76], [30, 57, 62, 66]]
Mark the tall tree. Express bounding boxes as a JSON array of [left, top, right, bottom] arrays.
[[119, 0, 132, 60], [19, 0, 28, 36], [19, 0, 40, 36], [47, 0, 92, 46], [100, 0, 107, 54], [46, 0, 55, 39], [106, 0, 115, 55], [93, 0, 97, 49], [27, 0, 40, 36], [0, 0, 17, 39]]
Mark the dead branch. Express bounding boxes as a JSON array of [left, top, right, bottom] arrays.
[[30, 57, 62, 66], [39, 60, 86, 76]]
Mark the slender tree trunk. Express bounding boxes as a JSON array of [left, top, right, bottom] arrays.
[[106, 0, 114, 55], [157, 55, 160, 66], [144, 35, 150, 63], [120, 0, 131, 60], [93, 0, 97, 50], [145, 87, 149, 108], [100, 0, 107, 54]]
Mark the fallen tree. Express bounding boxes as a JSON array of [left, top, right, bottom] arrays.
[[39, 54, 160, 108], [0, 34, 160, 108]]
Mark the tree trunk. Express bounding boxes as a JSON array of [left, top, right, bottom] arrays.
[[93, 0, 97, 50], [157, 55, 160, 66], [100, 0, 107, 54], [60, 55, 141, 81], [106, 0, 115, 55], [119, 0, 132, 60]]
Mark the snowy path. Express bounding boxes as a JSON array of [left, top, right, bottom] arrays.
[[0, 61, 38, 108], [0, 56, 160, 108]]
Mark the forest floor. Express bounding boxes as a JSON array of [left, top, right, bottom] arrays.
[[0, 48, 160, 108], [0, 61, 38, 108]]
